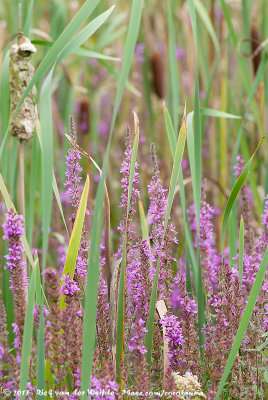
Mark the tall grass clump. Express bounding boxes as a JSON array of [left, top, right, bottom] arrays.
[[0, 0, 268, 399]]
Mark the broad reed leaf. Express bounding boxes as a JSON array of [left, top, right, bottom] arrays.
[[0, 173, 34, 266], [57, 6, 115, 65], [81, 1, 143, 396], [0, 50, 14, 347], [215, 247, 268, 399], [19, 261, 37, 398], [116, 114, 139, 377], [145, 111, 186, 372], [238, 216, 244, 288], [60, 175, 89, 309], [221, 138, 264, 254], [40, 69, 54, 270], [0, 51, 10, 173]]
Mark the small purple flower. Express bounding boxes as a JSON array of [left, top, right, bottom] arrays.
[[98, 121, 109, 136], [135, 43, 145, 63], [61, 274, 79, 296], [176, 47, 185, 60]]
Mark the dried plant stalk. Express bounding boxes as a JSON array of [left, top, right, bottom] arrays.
[[156, 299, 169, 381], [9, 32, 36, 140]]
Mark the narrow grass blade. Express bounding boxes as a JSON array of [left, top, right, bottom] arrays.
[[164, 104, 176, 152], [187, 0, 204, 355], [200, 108, 241, 119], [81, 1, 143, 396], [238, 216, 244, 288], [19, 262, 37, 398], [145, 111, 187, 373], [187, 0, 198, 50], [195, 0, 220, 57], [40, 69, 54, 270], [215, 247, 268, 399], [138, 197, 149, 241], [26, 133, 39, 247], [116, 115, 139, 378], [73, 48, 120, 62], [193, 69, 202, 233], [167, 0, 179, 130], [35, 118, 68, 235], [23, 0, 35, 36], [164, 106, 198, 287], [221, 138, 264, 254], [95, 10, 127, 50], [45, 359, 54, 389], [220, 0, 263, 137], [109, 0, 143, 134], [60, 175, 89, 309], [34, 251, 41, 306]]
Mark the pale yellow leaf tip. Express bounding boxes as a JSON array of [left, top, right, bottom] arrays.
[[133, 111, 139, 134], [183, 101, 187, 120]]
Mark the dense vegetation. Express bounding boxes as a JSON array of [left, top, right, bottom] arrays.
[[0, 1, 267, 399]]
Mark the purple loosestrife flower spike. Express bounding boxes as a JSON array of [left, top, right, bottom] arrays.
[[199, 180, 221, 296], [160, 313, 185, 371], [63, 118, 92, 382], [45, 268, 66, 387], [0, 300, 18, 390], [65, 116, 83, 217], [117, 126, 140, 242], [2, 210, 28, 360], [148, 144, 177, 301]]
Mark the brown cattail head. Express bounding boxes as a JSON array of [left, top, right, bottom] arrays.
[[150, 50, 165, 99], [250, 26, 261, 76], [9, 32, 36, 141], [76, 97, 90, 134]]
